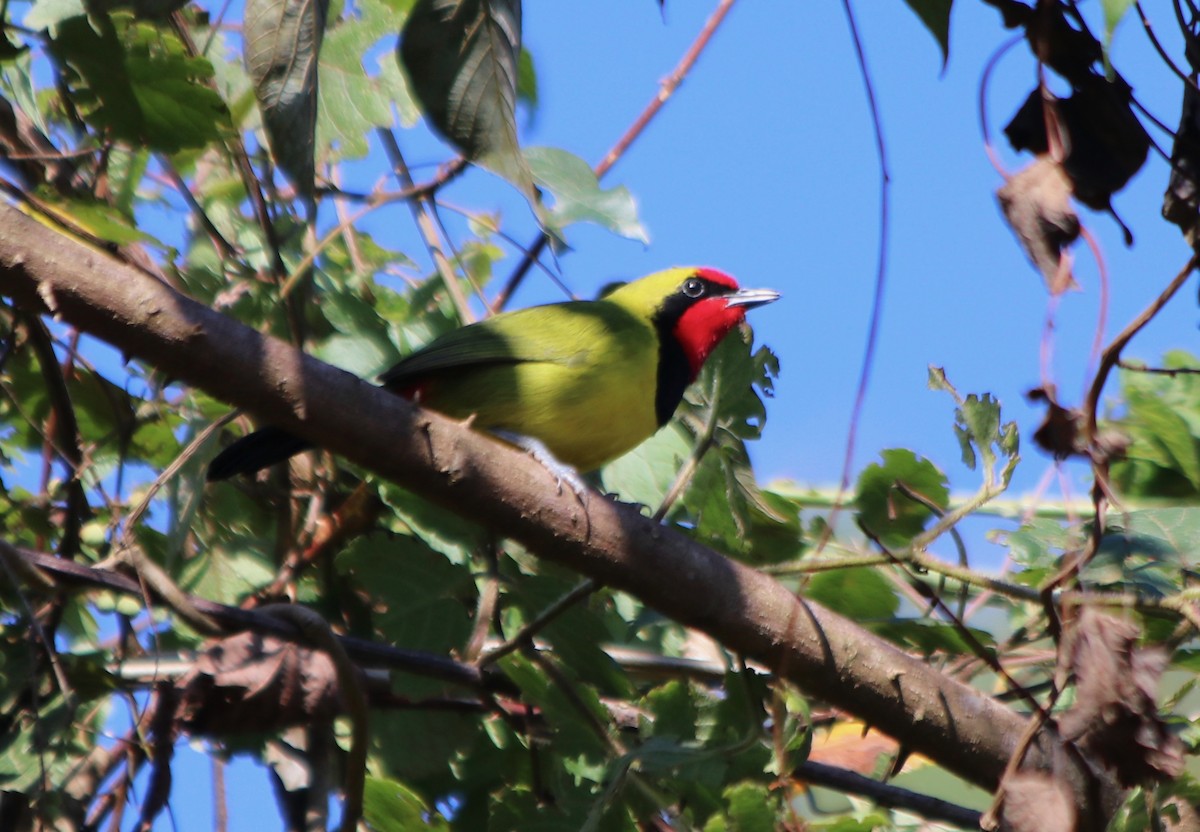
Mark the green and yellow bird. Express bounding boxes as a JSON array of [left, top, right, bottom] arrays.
[[206, 267, 779, 481]]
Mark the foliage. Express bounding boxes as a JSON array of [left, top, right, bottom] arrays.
[[0, 0, 1199, 830]]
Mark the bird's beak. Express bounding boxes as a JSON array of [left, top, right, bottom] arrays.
[[725, 287, 781, 310]]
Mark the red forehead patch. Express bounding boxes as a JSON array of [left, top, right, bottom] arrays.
[[694, 267, 739, 291]]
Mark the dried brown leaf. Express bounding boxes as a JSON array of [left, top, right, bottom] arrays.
[[998, 772, 1076, 832], [1059, 610, 1185, 785], [1028, 385, 1086, 459], [997, 156, 1081, 294], [177, 632, 344, 735]]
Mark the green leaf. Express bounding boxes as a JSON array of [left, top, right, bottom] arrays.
[[525, 146, 648, 243], [854, 449, 948, 547], [1102, 0, 1135, 56], [498, 653, 611, 762], [712, 782, 775, 832], [336, 532, 474, 655], [806, 567, 899, 620], [244, 0, 328, 198], [47, 13, 230, 152], [600, 421, 690, 509], [399, 0, 543, 221], [318, 0, 419, 158], [516, 46, 536, 113], [643, 680, 699, 742], [902, 0, 953, 67], [179, 545, 276, 606], [1086, 507, 1200, 597], [873, 618, 995, 657], [932, 370, 1019, 486], [1122, 389, 1200, 490], [506, 574, 630, 697], [362, 776, 449, 831], [38, 192, 155, 245]]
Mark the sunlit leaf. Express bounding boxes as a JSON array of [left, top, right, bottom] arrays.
[[854, 449, 948, 547], [807, 567, 899, 620], [526, 146, 648, 243]]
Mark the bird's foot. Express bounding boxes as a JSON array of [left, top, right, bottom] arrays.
[[493, 431, 590, 503]]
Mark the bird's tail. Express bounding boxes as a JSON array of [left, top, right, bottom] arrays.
[[206, 426, 313, 481]]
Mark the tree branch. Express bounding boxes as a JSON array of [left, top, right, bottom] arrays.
[[0, 203, 1093, 794]]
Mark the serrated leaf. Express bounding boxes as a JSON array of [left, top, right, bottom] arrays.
[[525, 146, 648, 243], [400, 0, 544, 222], [854, 449, 948, 547], [643, 680, 699, 742], [927, 364, 957, 398], [244, 0, 328, 198], [956, 393, 1001, 471], [902, 0, 952, 67], [806, 567, 899, 620], [718, 782, 775, 832], [318, 0, 418, 158]]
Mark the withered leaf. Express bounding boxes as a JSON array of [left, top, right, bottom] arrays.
[[997, 156, 1081, 294], [1058, 610, 1185, 786], [1028, 385, 1085, 459], [177, 632, 345, 735], [998, 772, 1076, 832]]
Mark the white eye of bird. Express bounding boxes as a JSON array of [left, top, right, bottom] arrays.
[[682, 277, 705, 298]]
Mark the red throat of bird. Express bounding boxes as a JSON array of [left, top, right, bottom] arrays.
[[672, 268, 748, 379]]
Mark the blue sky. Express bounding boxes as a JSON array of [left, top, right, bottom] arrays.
[[41, 1, 1200, 827], [507, 2, 1194, 506]]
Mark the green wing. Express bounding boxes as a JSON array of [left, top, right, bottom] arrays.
[[378, 302, 618, 387]]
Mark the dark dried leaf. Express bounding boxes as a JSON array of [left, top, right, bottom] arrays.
[[245, 0, 328, 199], [1059, 610, 1185, 785], [1028, 385, 1086, 459], [999, 772, 1076, 832], [1004, 17, 1149, 219], [997, 156, 1080, 294], [399, 0, 536, 206], [177, 632, 344, 735], [1164, 82, 1200, 247]]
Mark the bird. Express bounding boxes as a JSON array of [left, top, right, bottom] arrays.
[[206, 266, 779, 483]]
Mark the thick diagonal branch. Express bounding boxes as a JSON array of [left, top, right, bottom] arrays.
[[0, 203, 1090, 796]]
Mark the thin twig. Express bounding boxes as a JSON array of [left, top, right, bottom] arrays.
[[5, 540, 492, 691], [1083, 254, 1197, 438], [377, 129, 475, 324], [820, 0, 892, 553], [795, 760, 982, 829]]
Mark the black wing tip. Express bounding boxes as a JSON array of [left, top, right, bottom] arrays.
[[206, 426, 312, 482]]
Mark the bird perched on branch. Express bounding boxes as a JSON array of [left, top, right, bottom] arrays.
[[206, 266, 778, 484]]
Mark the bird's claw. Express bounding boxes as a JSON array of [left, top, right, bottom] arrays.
[[493, 430, 590, 504]]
